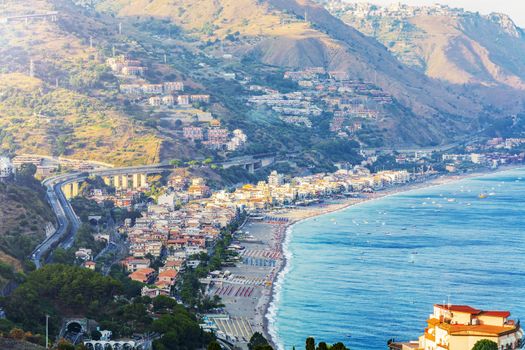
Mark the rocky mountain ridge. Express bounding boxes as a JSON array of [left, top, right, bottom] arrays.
[[321, 1, 525, 91]]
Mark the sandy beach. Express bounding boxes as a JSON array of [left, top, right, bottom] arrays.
[[206, 165, 523, 349]]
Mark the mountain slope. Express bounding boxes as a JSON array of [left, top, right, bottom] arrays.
[[324, 2, 525, 90], [95, 0, 502, 146], [0, 175, 55, 288], [0, 0, 164, 165], [0, 73, 161, 165], [4, 0, 525, 154]]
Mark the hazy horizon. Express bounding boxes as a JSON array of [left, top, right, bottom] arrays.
[[350, 0, 525, 27]]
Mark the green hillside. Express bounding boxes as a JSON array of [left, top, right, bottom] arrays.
[[0, 167, 55, 290]]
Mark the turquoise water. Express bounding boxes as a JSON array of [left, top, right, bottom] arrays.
[[268, 168, 525, 350]]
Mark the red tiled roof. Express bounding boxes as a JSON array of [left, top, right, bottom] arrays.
[[480, 311, 511, 318], [158, 269, 178, 278], [446, 324, 518, 336], [155, 281, 171, 288], [129, 268, 155, 281], [435, 304, 480, 314]]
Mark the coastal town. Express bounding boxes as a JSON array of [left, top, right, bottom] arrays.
[[3, 137, 524, 349], [2, 0, 525, 349], [84, 165, 416, 348], [248, 67, 391, 139]]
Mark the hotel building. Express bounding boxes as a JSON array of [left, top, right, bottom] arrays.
[[418, 304, 522, 350]]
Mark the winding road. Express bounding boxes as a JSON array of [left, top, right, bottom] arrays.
[[31, 164, 173, 269]]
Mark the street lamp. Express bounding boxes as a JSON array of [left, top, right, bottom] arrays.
[[45, 315, 50, 349]]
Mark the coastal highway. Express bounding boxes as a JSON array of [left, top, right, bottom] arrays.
[[31, 173, 84, 269], [31, 164, 173, 269]]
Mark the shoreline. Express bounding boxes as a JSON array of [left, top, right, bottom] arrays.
[[261, 164, 524, 348]]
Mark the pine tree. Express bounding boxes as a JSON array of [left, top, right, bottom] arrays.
[[306, 337, 316, 350]]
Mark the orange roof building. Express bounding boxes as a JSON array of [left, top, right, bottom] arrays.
[[418, 304, 523, 350], [129, 268, 155, 283], [155, 269, 178, 289], [158, 269, 178, 283]]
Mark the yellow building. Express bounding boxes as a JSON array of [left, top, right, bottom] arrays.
[[418, 304, 522, 350]]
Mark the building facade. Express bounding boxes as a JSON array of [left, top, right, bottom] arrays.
[[418, 304, 522, 350]]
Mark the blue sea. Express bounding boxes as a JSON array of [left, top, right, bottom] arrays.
[[268, 168, 525, 350]]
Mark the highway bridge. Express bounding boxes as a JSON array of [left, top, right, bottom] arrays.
[[31, 164, 173, 269], [31, 173, 83, 269], [61, 164, 174, 199], [218, 154, 275, 173]]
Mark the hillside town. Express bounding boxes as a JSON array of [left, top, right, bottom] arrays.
[[248, 67, 392, 139], [1, 0, 525, 349], [107, 55, 248, 152], [323, 1, 523, 40]]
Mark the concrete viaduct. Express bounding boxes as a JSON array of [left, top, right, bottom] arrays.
[[0, 11, 59, 24], [62, 155, 276, 198], [62, 173, 149, 199], [61, 166, 170, 199], [219, 154, 275, 173]]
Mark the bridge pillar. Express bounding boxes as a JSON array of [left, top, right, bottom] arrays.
[[140, 174, 147, 188], [121, 175, 129, 189], [63, 183, 72, 199], [72, 182, 79, 197], [247, 164, 255, 174], [103, 176, 111, 187], [132, 174, 140, 189], [113, 175, 121, 189]]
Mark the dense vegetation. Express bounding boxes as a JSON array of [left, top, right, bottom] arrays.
[[2, 264, 121, 334], [246, 333, 350, 350], [305, 337, 349, 350], [472, 340, 498, 350], [0, 264, 212, 349], [151, 302, 214, 350], [0, 164, 54, 275], [51, 224, 106, 265]]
